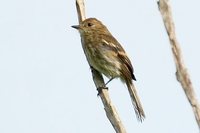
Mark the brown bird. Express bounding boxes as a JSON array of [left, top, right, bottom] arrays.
[[72, 18, 145, 121]]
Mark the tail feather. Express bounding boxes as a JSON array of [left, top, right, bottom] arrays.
[[126, 81, 145, 121]]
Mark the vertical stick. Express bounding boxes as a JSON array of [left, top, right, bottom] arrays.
[[158, 0, 200, 129], [74, 0, 127, 132]]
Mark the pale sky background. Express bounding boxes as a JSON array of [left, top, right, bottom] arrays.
[[0, 0, 200, 133]]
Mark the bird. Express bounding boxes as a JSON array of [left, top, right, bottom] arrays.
[[72, 18, 145, 121]]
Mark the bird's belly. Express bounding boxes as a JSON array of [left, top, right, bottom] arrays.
[[87, 49, 121, 78]]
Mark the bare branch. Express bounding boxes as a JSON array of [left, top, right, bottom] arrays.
[[158, 0, 200, 129], [74, 0, 126, 132], [91, 68, 126, 133], [75, 0, 85, 23]]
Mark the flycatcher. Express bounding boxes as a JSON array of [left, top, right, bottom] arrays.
[[72, 18, 145, 121]]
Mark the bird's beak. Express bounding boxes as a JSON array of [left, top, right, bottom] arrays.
[[71, 25, 80, 30]]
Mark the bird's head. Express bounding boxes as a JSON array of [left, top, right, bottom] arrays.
[[72, 18, 109, 34]]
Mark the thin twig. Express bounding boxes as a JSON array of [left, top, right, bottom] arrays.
[[74, 0, 126, 132], [158, 0, 200, 129]]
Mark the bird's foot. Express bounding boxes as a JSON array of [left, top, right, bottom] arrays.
[[97, 86, 108, 96]]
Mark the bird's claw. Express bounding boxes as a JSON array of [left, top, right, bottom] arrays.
[[97, 86, 108, 96]]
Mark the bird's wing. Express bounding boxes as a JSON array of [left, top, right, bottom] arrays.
[[100, 34, 136, 80]]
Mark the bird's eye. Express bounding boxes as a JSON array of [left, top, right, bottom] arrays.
[[87, 23, 93, 27]]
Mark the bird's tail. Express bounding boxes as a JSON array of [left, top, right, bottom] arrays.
[[126, 80, 145, 121]]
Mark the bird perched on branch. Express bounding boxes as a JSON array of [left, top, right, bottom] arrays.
[[72, 18, 145, 121]]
